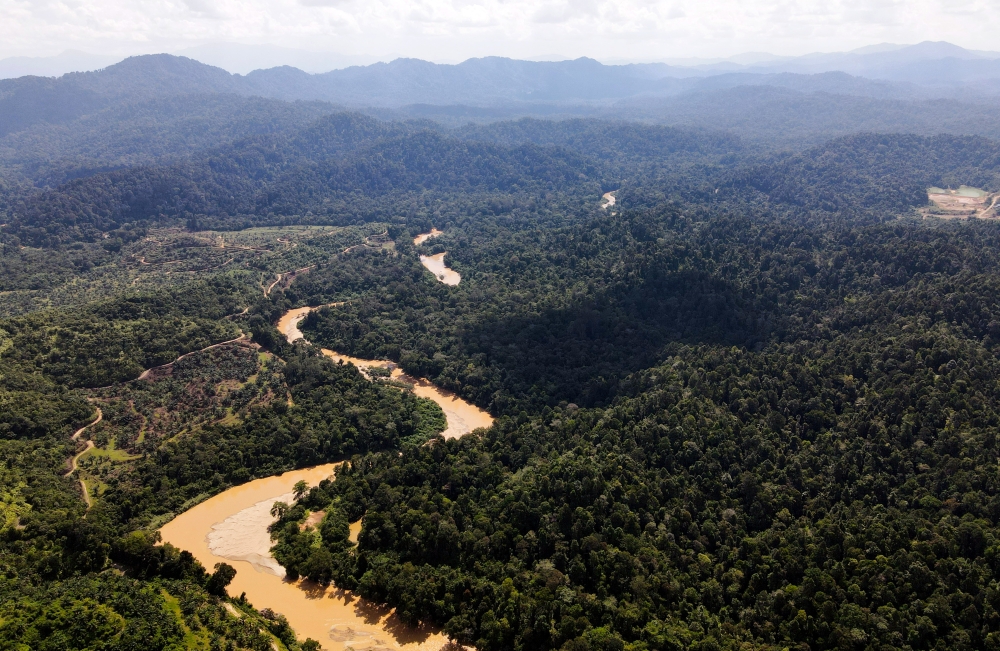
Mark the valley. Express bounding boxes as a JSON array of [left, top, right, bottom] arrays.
[[7, 55, 1000, 651]]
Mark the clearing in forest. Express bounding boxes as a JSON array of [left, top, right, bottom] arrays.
[[923, 185, 999, 219]]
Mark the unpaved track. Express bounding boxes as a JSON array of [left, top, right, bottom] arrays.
[[65, 407, 103, 508], [264, 265, 315, 297], [979, 194, 1000, 218], [137, 335, 249, 380]]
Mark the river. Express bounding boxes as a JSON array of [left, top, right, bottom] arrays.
[[413, 228, 443, 245], [160, 464, 451, 651], [277, 305, 492, 439], [160, 299, 492, 648], [413, 230, 461, 285]]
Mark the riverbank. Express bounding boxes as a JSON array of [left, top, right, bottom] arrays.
[[160, 464, 453, 651], [278, 305, 493, 439], [419, 253, 460, 286]]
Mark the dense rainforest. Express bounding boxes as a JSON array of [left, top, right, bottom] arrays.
[[7, 65, 1000, 651]]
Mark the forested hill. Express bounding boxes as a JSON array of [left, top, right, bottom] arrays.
[[454, 118, 746, 175], [10, 52, 1000, 182], [0, 55, 241, 137], [9, 118, 1000, 248], [616, 132, 1000, 222], [0, 95, 340, 187], [721, 133, 1000, 218], [11, 99, 1000, 651], [1, 116, 602, 246]]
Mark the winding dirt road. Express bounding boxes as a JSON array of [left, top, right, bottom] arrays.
[[137, 334, 249, 380], [978, 194, 1000, 219], [65, 407, 103, 508], [264, 265, 316, 297]]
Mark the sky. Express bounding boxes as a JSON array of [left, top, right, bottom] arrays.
[[0, 0, 996, 64]]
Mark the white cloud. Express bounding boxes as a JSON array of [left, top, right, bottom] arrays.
[[0, 0, 998, 62]]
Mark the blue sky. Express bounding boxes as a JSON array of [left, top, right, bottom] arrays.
[[0, 0, 993, 62]]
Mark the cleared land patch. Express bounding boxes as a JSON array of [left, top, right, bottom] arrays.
[[0, 223, 385, 318], [923, 185, 999, 219]]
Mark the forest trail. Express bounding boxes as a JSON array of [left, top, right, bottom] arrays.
[[136, 335, 249, 380], [264, 274, 284, 296], [278, 306, 492, 438], [160, 465, 454, 651], [65, 407, 103, 508], [979, 194, 1000, 218], [264, 265, 315, 297]]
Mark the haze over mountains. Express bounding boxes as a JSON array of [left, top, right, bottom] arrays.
[[6, 40, 1000, 91], [7, 41, 1000, 169]]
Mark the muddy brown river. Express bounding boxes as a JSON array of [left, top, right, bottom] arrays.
[[160, 465, 451, 650], [278, 305, 492, 438], [413, 230, 461, 285], [161, 301, 492, 649], [419, 253, 460, 286]]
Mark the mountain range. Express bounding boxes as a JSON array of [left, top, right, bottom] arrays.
[[7, 42, 1000, 178], [6, 40, 1000, 90]]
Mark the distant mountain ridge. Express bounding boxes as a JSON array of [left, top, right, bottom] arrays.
[[8, 47, 1000, 184], [0, 51, 966, 123]]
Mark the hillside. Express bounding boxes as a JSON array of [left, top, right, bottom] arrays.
[[6, 83, 1000, 651]]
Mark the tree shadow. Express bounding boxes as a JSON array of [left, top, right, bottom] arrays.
[[288, 576, 328, 600], [459, 266, 767, 409], [380, 610, 441, 645], [285, 581, 443, 645]]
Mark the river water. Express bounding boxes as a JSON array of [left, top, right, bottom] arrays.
[[160, 464, 451, 650], [275, 302, 492, 439], [160, 290, 492, 648], [413, 229, 443, 246], [419, 253, 460, 286], [413, 230, 461, 285]]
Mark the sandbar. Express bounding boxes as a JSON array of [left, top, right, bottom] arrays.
[[160, 464, 452, 650], [413, 229, 443, 245], [207, 491, 295, 577], [419, 253, 460, 286]]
